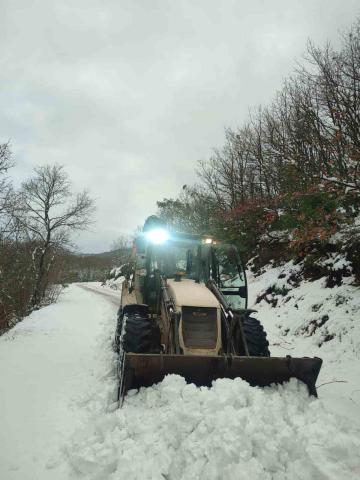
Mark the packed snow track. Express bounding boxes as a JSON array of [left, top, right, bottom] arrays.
[[0, 283, 359, 480]]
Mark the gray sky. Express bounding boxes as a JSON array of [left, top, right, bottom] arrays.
[[1, 0, 359, 252]]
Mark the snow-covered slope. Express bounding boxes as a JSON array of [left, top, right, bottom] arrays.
[[248, 260, 360, 425]]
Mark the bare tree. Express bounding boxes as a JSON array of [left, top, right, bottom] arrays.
[[111, 235, 132, 265], [0, 143, 28, 329], [0, 142, 13, 175], [0, 143, 17, 238], [157, 185, 218, 234], [197, 17, 360, 211], [19, 164, 95, 307]]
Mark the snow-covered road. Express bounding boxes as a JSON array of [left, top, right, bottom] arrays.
[[1, 280, 360, 479], [78, 282, 121, 306], [0, 285, 118, 480]]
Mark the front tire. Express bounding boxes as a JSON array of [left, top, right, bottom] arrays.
[[243, 317, 270, 357], [235, 316, 270, 357], [117, 305, 161, 354]]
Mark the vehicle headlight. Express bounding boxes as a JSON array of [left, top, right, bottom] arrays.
[[145, 228, 170, 244]]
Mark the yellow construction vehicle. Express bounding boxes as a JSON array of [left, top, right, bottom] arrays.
[[115, 217, 322, 404]]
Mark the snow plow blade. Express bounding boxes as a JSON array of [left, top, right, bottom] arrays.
[[119, 354, 322, 402]]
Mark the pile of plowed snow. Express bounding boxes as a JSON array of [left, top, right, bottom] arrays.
[[66, 375, 360, 480]]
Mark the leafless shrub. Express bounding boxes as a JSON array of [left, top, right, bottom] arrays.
[[197, 19, 360, 209]]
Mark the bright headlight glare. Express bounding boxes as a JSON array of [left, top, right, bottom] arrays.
[[145, 228, 170, 244]]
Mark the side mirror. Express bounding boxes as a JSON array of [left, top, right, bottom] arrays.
[[238, 286, 247, 298]]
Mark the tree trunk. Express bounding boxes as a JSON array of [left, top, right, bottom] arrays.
[[31, 242, 49, 308]]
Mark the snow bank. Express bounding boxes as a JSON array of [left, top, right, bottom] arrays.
[[248, 260, 360, 424], [66, 375, 360, 480], [248, 260, 359, 354]]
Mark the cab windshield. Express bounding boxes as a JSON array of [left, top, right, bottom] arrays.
[[150, 240, 199, 279], [150, 241, 247, 309]]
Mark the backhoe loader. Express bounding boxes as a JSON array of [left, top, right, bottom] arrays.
[[115, 218, 322, 404]]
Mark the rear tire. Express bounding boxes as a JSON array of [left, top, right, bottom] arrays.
[[120, 308, 161, 354]]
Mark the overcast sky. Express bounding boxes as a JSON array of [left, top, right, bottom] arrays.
[[1, 0, 359, 252]]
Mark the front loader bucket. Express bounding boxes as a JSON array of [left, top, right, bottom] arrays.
[[119, 353, 322, 403]]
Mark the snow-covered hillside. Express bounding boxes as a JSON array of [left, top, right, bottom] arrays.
[[0, 274, 360, 480], [248, 260, 360, 425]]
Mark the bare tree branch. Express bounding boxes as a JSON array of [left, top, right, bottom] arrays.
[[19, 164, 95, 307]]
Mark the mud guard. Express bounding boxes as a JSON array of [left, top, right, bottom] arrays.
[[118, 354, 322, 404]]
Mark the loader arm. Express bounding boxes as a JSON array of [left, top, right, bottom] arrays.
[[207, 279, 249, 356], [159, 275, 180, 354]]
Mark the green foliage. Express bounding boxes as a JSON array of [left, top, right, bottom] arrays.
[[221, 188, 359, 261]]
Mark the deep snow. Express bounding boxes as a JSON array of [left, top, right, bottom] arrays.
[[66, 376, 360, 480], [1, 274, 360, 480]]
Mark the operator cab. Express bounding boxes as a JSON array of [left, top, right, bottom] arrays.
[[142, 233, 247, 311]]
